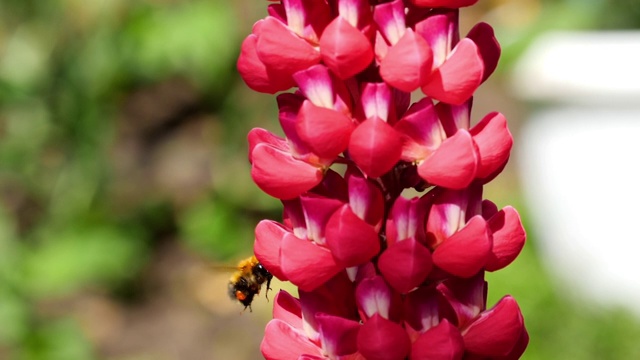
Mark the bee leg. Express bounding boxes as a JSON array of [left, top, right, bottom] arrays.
[[265, 278, 273, 301]]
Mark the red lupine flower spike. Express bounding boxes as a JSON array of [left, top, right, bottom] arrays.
[[243, 0, 527, 357]]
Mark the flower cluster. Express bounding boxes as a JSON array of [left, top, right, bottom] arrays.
[[239, 0, 527, 359]]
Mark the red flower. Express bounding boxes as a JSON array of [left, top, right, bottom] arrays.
[[425, 186, 526, 277], [437, 274, 529, 358], [263, 275, 364, 360], [240, 0, 528, 358], [348, 83, 405, 178], [374, 5, 500, 105], [237, 0, 331, 93], [320, 1, 374, 79]]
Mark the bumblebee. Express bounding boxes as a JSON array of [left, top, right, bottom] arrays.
[[227, 256, 273, 311]]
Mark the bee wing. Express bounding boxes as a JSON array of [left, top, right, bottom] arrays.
[[208, 264, 242, 272]]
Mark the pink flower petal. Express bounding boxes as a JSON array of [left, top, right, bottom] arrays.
[[317, 314, 361, 358], [425, 188, 470, 248], [462, 296, 525, 357], [248, 127, 288, 163], [256, 17, 321, 78], [355, 276, 393, 319], [361, 83, 393, 122], [267, 3, 286, 23], [299, 195, 344, 246], [276, 93, 318, 160], [283, 198, 307, 239], [466, 22, 501, 82], [418, 130, 478, 190], [237, 33, 295, 93], [292, 64, 353, 115], [310, 168, 349, 201], [495, 326, 529, 360], [320, 17, 374, 79], [297, 355, 324, 360], [386, 195, 429, 246], [357, 314, 411, 360], [281, 234, 342, 291], [421, 38, 483, 105], [410, 0, 479, 8], [380, 29, 433, 92], [411, 319, 465, 360], [297, 100, 355, 160], [325, 204, 381, 267], [372, 0, 406, 45], [261, 319, 322, 360], [348, 117, 403, 178], [434, 99, 472, 136], [394, 97, 445, 161], [437, 273, 487, 328], [250, 143, 324, 200], [403, 286, 440, 333], [299, 272, 358, 330], [346, 170, 385, 229], [272, 290, 303, 329], [414, 11, 459, 68], [254, 220, 287, 280], [378, 237, 433, 293], [432, 215, 491, 278], [338, 0, 373, 30], [469, 112, 513, 180], [481, 199, 499, 220], [485, 206, 526, 272], [281, 0, 332, 42], [293, 65, 335, 109], [374, 31, 390, 63]]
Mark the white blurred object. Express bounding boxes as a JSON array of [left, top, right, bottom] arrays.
[[514, 31, 640, 315], [512, 31, 640, 104]]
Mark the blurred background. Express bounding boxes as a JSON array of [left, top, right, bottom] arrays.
[[0, 0, 639, 359]]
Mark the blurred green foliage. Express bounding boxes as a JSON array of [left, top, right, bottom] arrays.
[[0, 0, 638, 359], [0, 0, 276, 357]]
